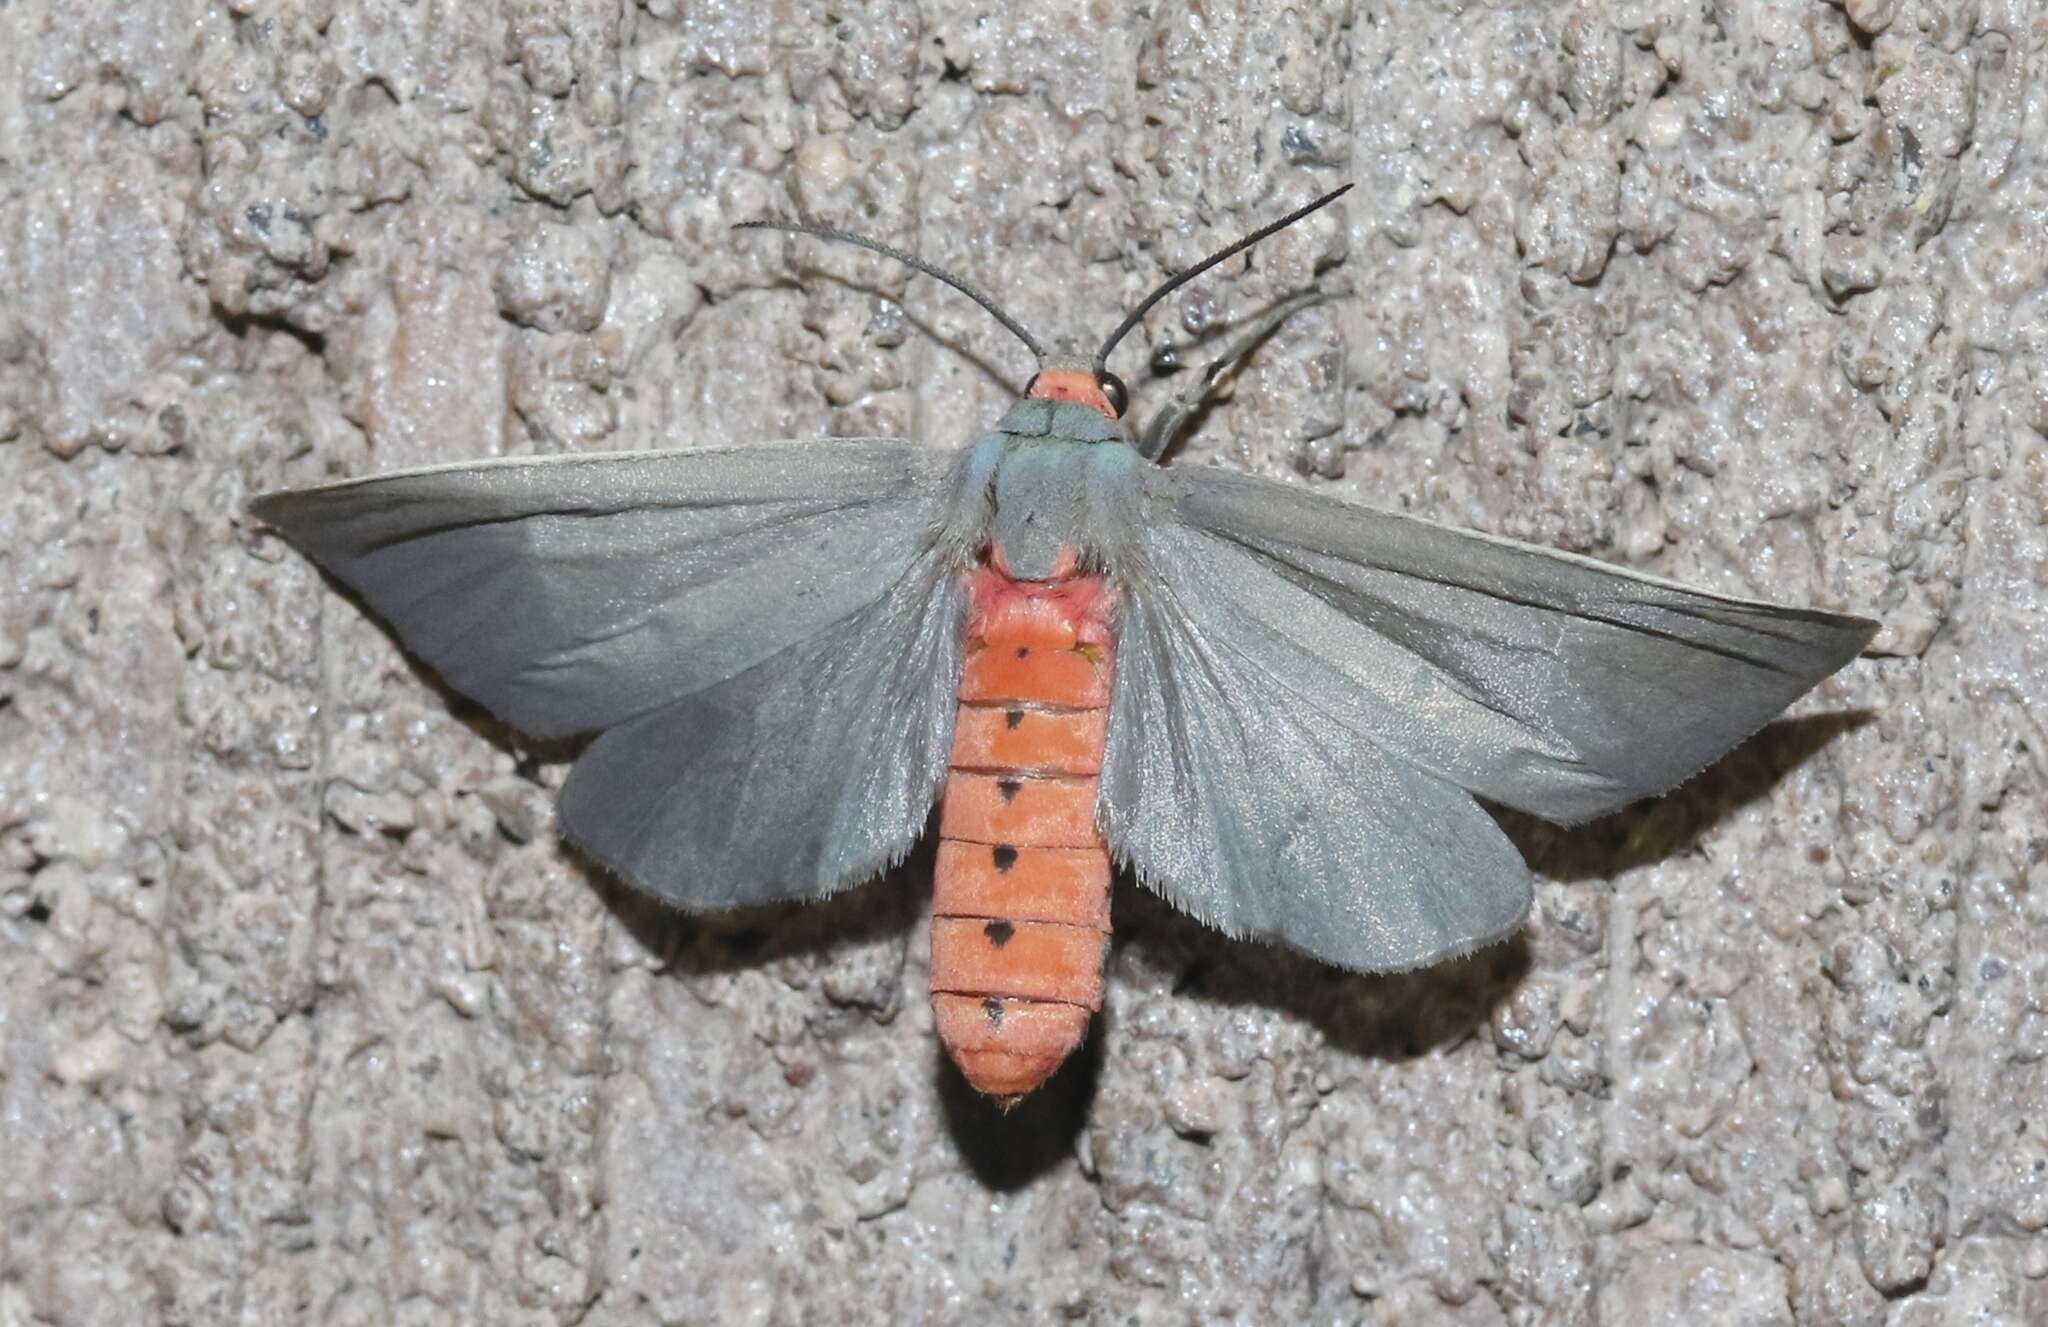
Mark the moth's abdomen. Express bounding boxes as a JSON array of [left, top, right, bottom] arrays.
[[932, 560, 1115, 1102]]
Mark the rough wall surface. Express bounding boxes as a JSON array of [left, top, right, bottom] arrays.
[[1, 1, 2043, 1323]]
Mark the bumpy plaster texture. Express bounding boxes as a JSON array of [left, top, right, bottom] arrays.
[[2, 1, 2044, 1323]]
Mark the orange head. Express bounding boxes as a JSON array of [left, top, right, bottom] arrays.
[[1025, 366, 1127, 421]]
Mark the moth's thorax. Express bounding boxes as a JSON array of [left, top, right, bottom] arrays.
[[966, 434, 1143, 580]]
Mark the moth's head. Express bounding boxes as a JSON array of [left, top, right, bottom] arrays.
[[1024, 357, 1126, 421]]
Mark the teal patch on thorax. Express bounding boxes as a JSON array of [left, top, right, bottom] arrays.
[[992, 398, 1124, 444], [981, 430, 1145, 579]]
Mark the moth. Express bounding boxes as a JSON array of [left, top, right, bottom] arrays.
[[253, 187, 1875, 1102]]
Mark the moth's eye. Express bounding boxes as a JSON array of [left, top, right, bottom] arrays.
[[1098, 371, 1129, 418]]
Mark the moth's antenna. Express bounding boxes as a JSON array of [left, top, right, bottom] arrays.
[[735, 219, 1049, 362], [1093, 183, 1352, 375]]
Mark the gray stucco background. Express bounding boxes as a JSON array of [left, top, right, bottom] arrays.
[[2, 0, 2044, 1322]]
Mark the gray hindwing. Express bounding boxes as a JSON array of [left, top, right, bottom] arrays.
[[1100, 556, 1533, 973], [557, 554, 966, 907]]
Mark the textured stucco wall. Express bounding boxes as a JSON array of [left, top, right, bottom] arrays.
[[3, 1, 2045, 1323]]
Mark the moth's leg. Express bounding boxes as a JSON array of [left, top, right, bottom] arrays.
[[1136, 288, 1337, 461]]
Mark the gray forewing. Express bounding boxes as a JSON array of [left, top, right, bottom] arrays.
[[1149, 466, 1876, 823], [251, 441, 955, 738]]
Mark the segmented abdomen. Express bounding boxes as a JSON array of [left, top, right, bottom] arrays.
[[931, 562, 1115, 1101]]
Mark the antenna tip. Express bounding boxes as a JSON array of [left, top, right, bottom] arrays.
[[1093, 181, 1356, 373]]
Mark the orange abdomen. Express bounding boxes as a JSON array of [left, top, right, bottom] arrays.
[[931, 561, 1116, 1101]]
